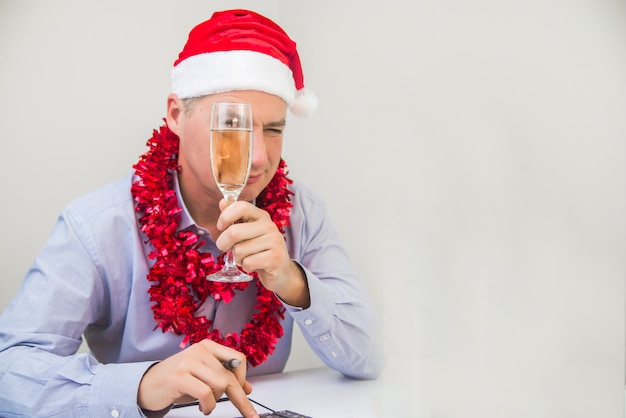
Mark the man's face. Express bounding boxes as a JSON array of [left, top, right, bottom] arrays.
[[175, 90, 288, 203]]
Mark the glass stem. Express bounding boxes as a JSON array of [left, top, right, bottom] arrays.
[[223, 248, 236, 269], [222, 193, 238, 269]]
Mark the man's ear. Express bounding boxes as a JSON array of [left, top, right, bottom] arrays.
[[166, 93, 183, 135]]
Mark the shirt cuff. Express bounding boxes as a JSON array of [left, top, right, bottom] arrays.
[[141, 405, 174, 418], [90, 360, 158, 417], [285, 265, 335, 333]]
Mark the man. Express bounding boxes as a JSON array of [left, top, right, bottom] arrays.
[[0, 9, 381, 418]]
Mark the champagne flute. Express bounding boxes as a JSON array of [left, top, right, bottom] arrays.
[[207, 102, 253, 282]]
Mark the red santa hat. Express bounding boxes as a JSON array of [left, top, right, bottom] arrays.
[[171, 9, 318, 117]]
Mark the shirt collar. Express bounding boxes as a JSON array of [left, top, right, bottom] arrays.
[[173, 171, 198, 232]]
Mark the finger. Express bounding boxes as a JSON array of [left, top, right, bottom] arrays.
[[218, 198, 229, 211], [198, 340, 248, 386], [243, 380, 253, 395], [177, 374, 217, 416], [184, 359, 243, 412], [225, 379, 259, 418], [198, 397, 217, 416], [238, 250, 270, 275], [237, 236, 290, 275], [217, 201, 263, 231], [217, 217, 279, 257], [215, 226, 262, 257], [190, 356, 241, 400], [218, 197, 244, 212], [235, 230, 284, 258]]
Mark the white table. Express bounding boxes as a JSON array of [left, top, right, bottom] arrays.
[[166, 367, 378, 418]]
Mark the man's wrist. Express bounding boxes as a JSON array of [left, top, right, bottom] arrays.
[[276, 261, 310, 308]]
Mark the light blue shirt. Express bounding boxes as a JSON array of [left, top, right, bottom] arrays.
[[0, 171, 382, 417]]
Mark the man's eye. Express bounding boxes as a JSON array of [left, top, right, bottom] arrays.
[[265, 128, 283, 135]]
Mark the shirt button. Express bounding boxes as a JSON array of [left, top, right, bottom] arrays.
[[111, 408, 120, 417], [304, 319, 313, 325], [319, 334, 330, 342]]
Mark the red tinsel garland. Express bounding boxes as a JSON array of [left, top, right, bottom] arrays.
[[131, 123, 291, 367]]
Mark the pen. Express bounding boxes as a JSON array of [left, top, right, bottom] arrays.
[[221, 358, 242, 370]]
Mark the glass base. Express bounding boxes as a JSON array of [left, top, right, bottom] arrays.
[[207, 266, 253, 283]]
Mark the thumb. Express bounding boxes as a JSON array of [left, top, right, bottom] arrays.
[[218, 198, 229, 211]]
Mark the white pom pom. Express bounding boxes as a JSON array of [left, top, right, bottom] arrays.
[[289, 88, 319, 117]]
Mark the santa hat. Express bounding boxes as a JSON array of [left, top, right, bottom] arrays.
[[171, 9, 318, 117]]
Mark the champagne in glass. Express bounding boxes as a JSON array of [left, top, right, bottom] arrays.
[[207, 102, 253, 282]]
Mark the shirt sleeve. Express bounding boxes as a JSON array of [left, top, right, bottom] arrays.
[[283, 184, 384, 380], [0, 345, 154, 417], [0, 208, 151, 417]]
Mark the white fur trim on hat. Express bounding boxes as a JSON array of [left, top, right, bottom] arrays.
[[172, 50, 295, 103]]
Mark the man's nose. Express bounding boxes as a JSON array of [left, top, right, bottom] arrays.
[[250, 126, 266, 167]]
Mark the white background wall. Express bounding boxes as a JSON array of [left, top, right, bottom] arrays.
[[1, 1, 626, 417]]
